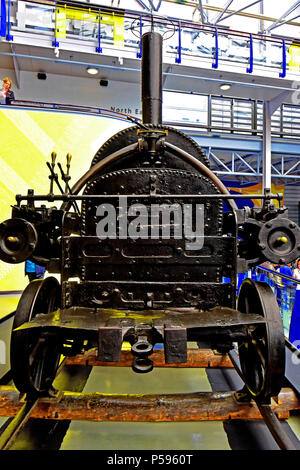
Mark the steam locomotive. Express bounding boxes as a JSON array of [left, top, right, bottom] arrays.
[[0, 32, 299, 402]]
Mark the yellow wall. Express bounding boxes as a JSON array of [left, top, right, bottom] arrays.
[[0, 108, 129, 291]]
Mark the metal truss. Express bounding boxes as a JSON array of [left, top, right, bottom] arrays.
[[212, 0, 234, 25], [198, 0, 208, 23], [265, 1, 300, 33], [206, 149, 300, 182], [212, 0, 264, 25]]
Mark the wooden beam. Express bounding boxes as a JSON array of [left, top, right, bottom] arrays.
[[66, 348, 234, 368], [0, 387, 299, 422]]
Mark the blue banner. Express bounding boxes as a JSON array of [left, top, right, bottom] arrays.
[[0, 0, 6, 37]]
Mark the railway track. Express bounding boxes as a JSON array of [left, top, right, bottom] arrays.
[[0, 341, 300, 450]]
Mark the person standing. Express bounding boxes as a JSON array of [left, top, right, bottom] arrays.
[[293, 259, 300, 290], [0, 77, 15, 105], [277, 263, 296, 336]]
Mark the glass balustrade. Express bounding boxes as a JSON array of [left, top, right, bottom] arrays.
[[3, 1, 299, 79]]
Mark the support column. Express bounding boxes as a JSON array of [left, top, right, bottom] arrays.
[[263, 100, 272, 192]]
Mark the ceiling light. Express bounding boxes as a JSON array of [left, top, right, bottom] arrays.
[[86, 67, 98, 75], [220, 83, 231, 91]]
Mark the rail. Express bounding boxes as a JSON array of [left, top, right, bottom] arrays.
[[1, 1, 300, 79], [164, 92, 300, 138]]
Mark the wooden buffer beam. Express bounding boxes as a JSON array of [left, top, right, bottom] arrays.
[[0, 387, 299, 422], [65, 348, 234, 368]]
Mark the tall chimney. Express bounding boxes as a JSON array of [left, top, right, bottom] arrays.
[[141, 32, 163, 125]]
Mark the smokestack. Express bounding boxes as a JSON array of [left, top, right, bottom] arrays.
[[141, 32, 163, 125]]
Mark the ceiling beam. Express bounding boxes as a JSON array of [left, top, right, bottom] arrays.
[[10, 44, 20, 89], [217, 0, 264, 24], [198, 0, 207, 24], [163, 0, 300, 28], [266, 13, 300, 33], [134, 0, 152, 11], [265, 1, 300, 33], [213, 0, 234, 25]]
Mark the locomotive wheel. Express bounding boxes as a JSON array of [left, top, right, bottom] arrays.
[[237, 279, 285, 402], [10, 277, 61, 396], [91, 124, 210, 168]]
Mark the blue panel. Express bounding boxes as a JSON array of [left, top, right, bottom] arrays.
[[279, 39, 287, 79], [188, 133, 300, 156], [189, 134, 262, 152], [289, 290, 300, 344], [212, 28, 218, 69], [175, 22, 182, 64], [246, 34, 253, 74], [0, 0, 6, 37]]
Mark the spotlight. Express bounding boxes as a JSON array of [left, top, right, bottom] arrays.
[[86, 67, 98, 75], [37, 72, 47, 80], [220, 83, 231, 91], [99, 79, 108, 87]]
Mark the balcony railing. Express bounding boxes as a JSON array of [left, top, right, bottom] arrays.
[[1, 0, 300, 79], [254, 266, 300, 341], [164, 92, 300, 139], [5, 92, 300, 140]]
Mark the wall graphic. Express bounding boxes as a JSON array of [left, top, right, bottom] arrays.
[[0, 108, 129, 291], [226, 181, 284, 209]]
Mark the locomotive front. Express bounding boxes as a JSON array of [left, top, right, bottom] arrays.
[[0, 32, 299, 402]]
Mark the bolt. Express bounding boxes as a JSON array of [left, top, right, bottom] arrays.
[[175, 288, 183, 295]]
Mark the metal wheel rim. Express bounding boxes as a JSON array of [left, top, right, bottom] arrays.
[[10, 277, 61, 395], [237, 279, 285, 400]]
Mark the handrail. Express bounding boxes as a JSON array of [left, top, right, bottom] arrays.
[[3, 100, 142, 124], [3, 0, 300, 79], [256, 265, 300, 287], [3, 95, 300, 140], [15, 0, 299, 45]]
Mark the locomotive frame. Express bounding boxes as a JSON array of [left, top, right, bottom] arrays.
[[0, 31, 300, 406]]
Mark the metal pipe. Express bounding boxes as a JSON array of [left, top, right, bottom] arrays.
[[59, 140, 237, 213], [17, 193, 283, 202], [217, 0, 264, 24], [265, 1, 300, 33], [60, 142, 139, 211], [263, 101, 272, 192], [141, 32, 163, 125], [165, 142, 238, 211]]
